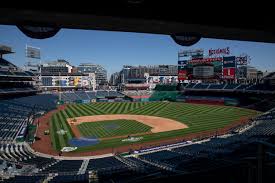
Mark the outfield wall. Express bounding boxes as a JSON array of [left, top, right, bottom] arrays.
[[177, 95, 239, 106]]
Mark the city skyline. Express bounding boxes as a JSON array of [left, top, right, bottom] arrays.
[[1, 25, 275, 79]]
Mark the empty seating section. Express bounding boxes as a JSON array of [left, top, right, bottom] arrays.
[[184, 83, 274, 92], [126, 157, 156, 168], [96, 90, 109, 97], [0, 144, 38, 162], [140, 150, 190, 167], [3, 94, 58, 111], [41, 160, 83, 174], [224, 84, 240, 89], [75, 91, 90, 100], [86, 157, 127, 171], [0, 88, 37, 93], [242, 117, 275, 136], [236, 84, 249, 89], [0, 70, 12, 75], [172, 144, 207, 156], [60, 91, 124, 103], [0, 94, 57, 142], [22, 157, 57, 169], [185, 83, 196, 88], [109, 91, 124, 97], [123, 90, 152, 97], [49, 174, 89, 183], [141, 150, 180, 162], [13, 72, 29, 76], [176, 157, 230, 172], [247, 84, 275, 91], [86, 91, 96, 99], [193, 83, 209, 89], [208, 84, 225, 89], [0, 116, 27, 142], [61, 92, 80, 102], [4, 175, 46, 183]]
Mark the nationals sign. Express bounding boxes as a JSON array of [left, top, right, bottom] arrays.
[[209, 47, 230, 57]]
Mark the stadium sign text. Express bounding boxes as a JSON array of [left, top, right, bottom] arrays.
[[179, 49, 204, 57], [209, 47, 230, 56], [189, 57, 223, 64], [236, 56, 248, 65]]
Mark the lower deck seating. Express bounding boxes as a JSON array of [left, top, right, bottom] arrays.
[[49, 174, 89, 183], [40, 160, 83, 174], [86, 157, 127, 171], [4, 175, 45, 183]]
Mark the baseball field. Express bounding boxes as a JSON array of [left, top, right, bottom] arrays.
[[49, 102, 260, 152]]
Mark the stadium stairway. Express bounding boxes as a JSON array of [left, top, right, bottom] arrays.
[[85, 92, 91, 100], [78, 159, 89, 175], [44, 174, 57, 183], [115, 155, 141, 170], [73, 92, 83, 100]]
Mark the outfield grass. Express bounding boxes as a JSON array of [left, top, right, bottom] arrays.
[[50, 102, 261, 151], [77, 119, 152, 138]]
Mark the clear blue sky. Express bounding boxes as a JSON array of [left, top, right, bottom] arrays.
[[1, 25, 275, 78]]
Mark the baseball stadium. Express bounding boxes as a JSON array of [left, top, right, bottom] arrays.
[[1, 21, 275, 182]]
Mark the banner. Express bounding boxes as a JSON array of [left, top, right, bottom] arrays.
[[26, 45, 40, 59], [179, 49, 203, 57], [74, 77, 80, 86], [209, 47, 230, 57], [60, 80, 67, 86], [178, 60, 188, 66], [236, 56, 248, 65], [178, 70, 187, 81], [189, 57, 223, 64], [223, 68, 235, 79], [223, 56, 236, 68]]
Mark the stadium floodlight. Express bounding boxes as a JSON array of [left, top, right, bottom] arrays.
[[171, 33, 201, 46]]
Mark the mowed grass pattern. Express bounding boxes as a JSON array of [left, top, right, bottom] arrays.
[[50, 102, 260, 151], [77, 119, 152, 138]]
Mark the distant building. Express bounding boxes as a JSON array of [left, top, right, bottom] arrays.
[[246, 66, 258, 82], [41, 59, 72, 75], [118, 65, 178, 85], [263, 72, 275, 86], [237, 66, 258, 83], [40, 73, 96, 91], [109, 72, 120, 86], [77, 63, 107, 87]]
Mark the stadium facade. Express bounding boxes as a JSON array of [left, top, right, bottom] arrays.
[[115, 65, 178, 91], [77, 63, 108, 87], [0, 45, 38, 98], [41, 59, 73, 75], [1, 45, 275, 183], [177, 48, 262, 84], [40, 73, 96, 91], [40, 60, 97, 91]]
